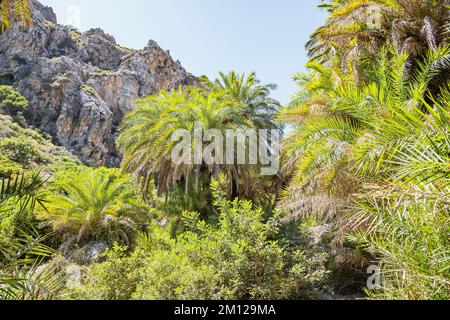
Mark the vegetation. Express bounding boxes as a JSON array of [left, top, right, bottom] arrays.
[[118, 73, 281, 214], [0, 85, 28, 116], [279, 0, 450, 299], [0, 0, 449, 301], [37, 167, 152, 249], [76, 182, 328, 300], [0, 173, 67, 300], [0, 113, 80, 178]]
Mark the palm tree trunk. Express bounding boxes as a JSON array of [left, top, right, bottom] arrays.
[[231, 166, 239, 200]]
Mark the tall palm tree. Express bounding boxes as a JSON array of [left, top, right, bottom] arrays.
[[209, 71, 283, 200], [0, 0, 32, 31], [210, 71, 282, 130], [0, 172, 67, 300], [278, 44, 450, 231], [278, 44, 450, 295], [350, 83, 450, 300], [308, 0, 449, 74]]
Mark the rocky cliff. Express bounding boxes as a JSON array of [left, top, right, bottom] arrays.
[[0, 1, 196, 167]]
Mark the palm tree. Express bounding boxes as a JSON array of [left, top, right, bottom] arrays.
[[308, 0, 449, 74], [38, 167, 149, 247], [278, 45, 450, 269], [208, 72, 283, 201], [0, 172, 67, 300], [278, 44, 450, 296], [209, 71, 282, 130], [0, 0, 32, 31], [350, 84, 450, 299], [277, 59, 364, 222]]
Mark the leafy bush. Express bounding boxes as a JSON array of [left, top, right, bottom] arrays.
[[0, 115, 79, 175], [74, 245, 144, 300], [77, 182, 329, 300], [0, 138, 44, 166], [0, 173, 46, 251], [0, 86, 28, 116]]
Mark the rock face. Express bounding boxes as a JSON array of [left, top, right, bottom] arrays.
[[0, 1, 196, 167]]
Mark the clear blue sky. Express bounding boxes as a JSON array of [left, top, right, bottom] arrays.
[[40, 0, 326, 104]]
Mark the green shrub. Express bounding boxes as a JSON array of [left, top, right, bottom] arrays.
[[0, 86, 28, 116], [0, 138, 43, 166], [80, 84, 98, 96], [77, 182, 329, 300], [0, 155, 22, 178]]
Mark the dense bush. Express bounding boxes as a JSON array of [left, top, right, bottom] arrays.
[[0, 86, 28, 116], [0, 172, 67, 300], [76, 182, 329, 300], [0, 154, 22, 178]]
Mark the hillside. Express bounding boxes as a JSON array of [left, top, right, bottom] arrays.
[[0, 0, 197, 167], [0, 112, 80, 178]]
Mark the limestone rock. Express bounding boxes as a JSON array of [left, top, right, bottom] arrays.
[[0, 0, 197, 167]]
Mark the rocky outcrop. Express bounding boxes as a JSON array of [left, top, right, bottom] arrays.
[[0, 1, 196, 167]]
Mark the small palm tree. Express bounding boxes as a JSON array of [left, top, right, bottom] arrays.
[[38, 167, 148, 247]]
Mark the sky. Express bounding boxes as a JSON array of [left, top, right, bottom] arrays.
[[40, 0, 327, 104]]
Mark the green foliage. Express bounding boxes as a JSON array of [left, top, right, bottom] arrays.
[[77, 187, 329, 300], [0, 172, 45, 251], [0, 231, 68, 300], [80, 84, 98, 96], [118, 86, 244, 197], [278, 46, 450, 219], [0, 172, 67, 300], [0, 115, 80, 174], [0, 154, 22, 178], [208, 71, 281, 130], [74, 244, 143, 300], [349, 87, 450, 299], [0, 137, 44, 166], [118, 72, 282, 217], [352, 192, 450, 300], [38, 167, 153, 247], [0, 86, 28, 115], [280, 43, 450, 298], [0, 0, 32, 31], [3, 0, 449, 301], [91, 69, 114, 77]]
